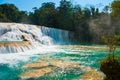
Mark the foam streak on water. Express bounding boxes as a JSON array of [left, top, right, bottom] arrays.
[[0, 45, 63, 65], [0, 45, 108, 80]]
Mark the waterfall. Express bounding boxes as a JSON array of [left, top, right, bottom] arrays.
[[41, 26, 73, 44], [0, 23, 73, 53]]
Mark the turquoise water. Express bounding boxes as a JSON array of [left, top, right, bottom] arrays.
[[0, 64, 22, 80], [0, 45, 119, 80]]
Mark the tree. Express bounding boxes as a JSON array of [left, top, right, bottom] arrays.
[[41, 2, 55, 9], [84, 8, 91, 19], [57, 0, 73, 30], [71, 5, 82, 31], [111, 0, 120, 35], [101, 35, 120, 59], [0, 12, 10, 22], [29, 8, 39, 25], [0, 3, 28, 23], [40, 2, 58, 27], [100, 35, 120, 80], [90, 7, 99, 18], [29, 2, 56, 26], [59, 0, 72, 14], [72, 6, 92, 43], [111, 0, 120, 20], [0, 4, 20, 22], [103, 5, 110, 13], [19, 11, 29, 23]]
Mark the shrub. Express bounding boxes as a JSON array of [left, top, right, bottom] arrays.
[[100, 35, 120, 80], [100, 55, 120, 80]]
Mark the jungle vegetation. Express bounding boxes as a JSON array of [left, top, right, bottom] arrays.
[[0, 0, 120, 43]]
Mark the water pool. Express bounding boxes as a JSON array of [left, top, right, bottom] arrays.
[[0, 45, 119, 80]]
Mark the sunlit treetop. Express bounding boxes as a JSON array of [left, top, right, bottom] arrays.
[[111, 0, 120, 20]]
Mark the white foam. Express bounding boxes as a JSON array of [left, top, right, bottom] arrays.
[[0, 45, 64, 65], [0, 23, 71, 65]]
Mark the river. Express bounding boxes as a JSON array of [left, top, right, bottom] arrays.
[[0, 45, 114, 80]]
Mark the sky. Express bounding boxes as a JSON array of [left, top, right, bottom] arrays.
[[0, 0, 114, 12]]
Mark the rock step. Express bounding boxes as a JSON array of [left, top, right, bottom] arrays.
[[20, 67, 53, 79]]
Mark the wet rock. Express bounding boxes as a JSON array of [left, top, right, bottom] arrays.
[[81, 69, 104, 80], [0, 41, 34, 53], [22, 62, 49, 69], [22, 35, 29, 41], [20, 67, 53, 79]]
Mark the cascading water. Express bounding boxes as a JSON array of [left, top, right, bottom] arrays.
[[41, 26, 73, 44], [0, 22, 73, 53], [0, 23, 108, 80]]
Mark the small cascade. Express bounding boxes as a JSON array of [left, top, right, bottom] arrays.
[[0, 41, 35, 53], [41, 26, 73, 44], [0, 23, 73, 53]]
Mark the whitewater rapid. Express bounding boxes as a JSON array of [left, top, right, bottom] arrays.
[[0, 45, 63, 65], [0, 23, 73, 53], [0, 22, 72, 65], [0, 23, 72, 44]]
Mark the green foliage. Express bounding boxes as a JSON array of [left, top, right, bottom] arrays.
[[100, 56, 120, 80], [57, 0, 73, 30], [19, 11, 29, 23], [0, 12, 10, 22], [103, 5, 110, 13], [41, 2, 55, 9], [111, 0, 120, 20], [100, 35, 120, 80], [59, 0, 72, 14], [0, 0, 119, 43], [29, 2, 57, 27], [0, 4, 28, 23], [101, 35, 120, 58], [0, 4, 20, 22], [90, 7, 99, 18]]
